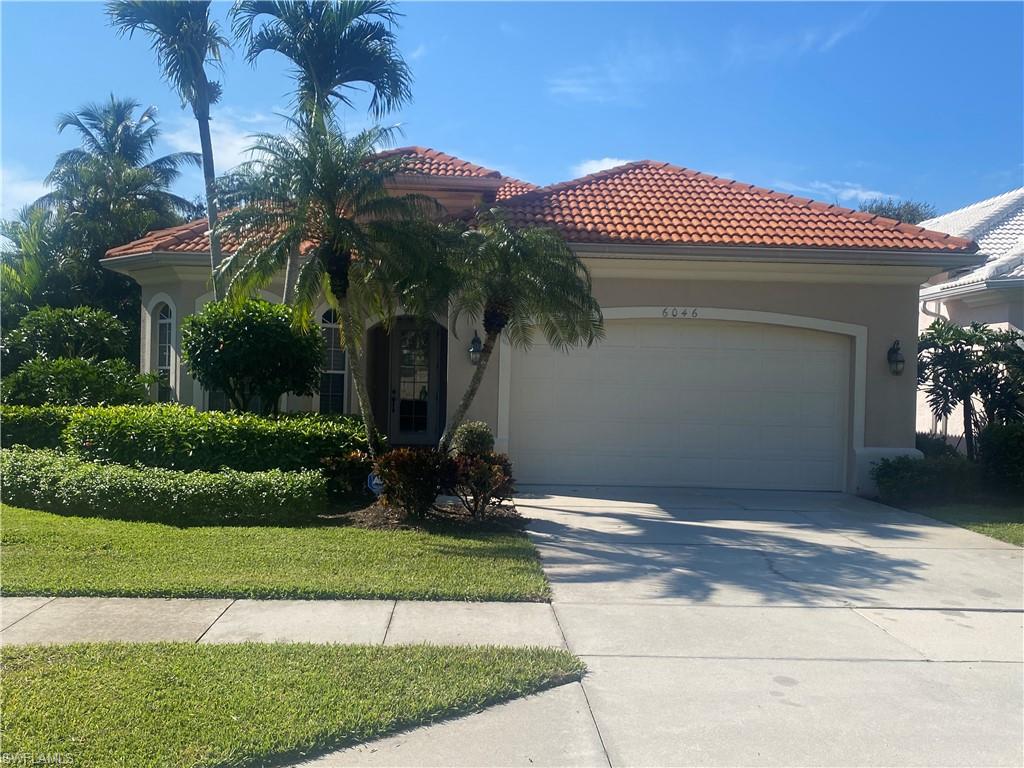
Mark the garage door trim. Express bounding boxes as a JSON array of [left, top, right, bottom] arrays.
[[495, 306, 867, 490]]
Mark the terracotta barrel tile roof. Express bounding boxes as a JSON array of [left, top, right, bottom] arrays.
[[498, 161, 976, 253], [105, 152, 977, 259], [377, 146, 502, 178]]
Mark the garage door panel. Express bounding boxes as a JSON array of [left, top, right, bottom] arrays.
[[510, 320, 850, 491]]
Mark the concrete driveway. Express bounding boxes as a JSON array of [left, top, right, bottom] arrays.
[[518, 485, 1023, 767]]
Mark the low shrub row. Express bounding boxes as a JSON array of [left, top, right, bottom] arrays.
[[871, 455, 980, 506], [0, 447, 326, 525], [979, 422, 1024, 491], [1, 405, 78, 449], [1, 404, 369, 477]]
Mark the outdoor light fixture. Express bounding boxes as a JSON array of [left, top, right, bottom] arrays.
[[887, 340, 906, 376], [468, 332, 483, 366]]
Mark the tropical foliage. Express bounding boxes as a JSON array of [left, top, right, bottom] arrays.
[[107, 0, 231, 295], [180, 299, 323, 414], [2, 306, 129, 370], [859, 197, 936, 225], [230, 0, 411, 122], [440, 209, 604, 450], [214, 119, 447, 451], [918, 319, 1024, 459], [1, 357, 153, 407]]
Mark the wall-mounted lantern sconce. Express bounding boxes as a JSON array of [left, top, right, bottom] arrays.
[[887, 340, 905, 376], [468, 332, 483, 366]]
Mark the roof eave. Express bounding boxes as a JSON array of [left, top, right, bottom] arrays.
[[921, 277, 1024, 300], [568, 241, 986, 270]]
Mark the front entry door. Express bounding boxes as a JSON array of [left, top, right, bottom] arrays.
[[387, 320, 442, 445]]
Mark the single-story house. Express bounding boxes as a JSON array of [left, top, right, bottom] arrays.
[[915, 188, 1024, 437], [104, 148, 981, 495]]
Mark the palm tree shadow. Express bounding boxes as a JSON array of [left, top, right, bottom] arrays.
[[523, 496, 926, 605]]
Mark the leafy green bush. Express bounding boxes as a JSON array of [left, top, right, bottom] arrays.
[[0, 447, 326, 525], [181, 299, 322, 414], [62, 404, 368, 473], [915, 432, 960, 459], [871, 455, 980, 506], [0, 405, 81, 448], [1, 357, 152, 406], [979, 423, 1024, 490], [2, 306, 129, 371], [374, 448, 454, 519], [450, 421, 495, 456], [451, 452, 515, 518]]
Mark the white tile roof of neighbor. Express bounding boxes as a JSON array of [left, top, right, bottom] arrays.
[[922, 187, 1024, 290]]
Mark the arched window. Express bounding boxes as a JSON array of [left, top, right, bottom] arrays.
[[320, 309, 346, 413], [155, 303, 174, 402]]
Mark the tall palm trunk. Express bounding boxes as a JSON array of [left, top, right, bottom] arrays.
[[194, 83, 222, 300], [339, 300, 381, 458], [438, 331, 497, 453], [962, 394, 977, 461]]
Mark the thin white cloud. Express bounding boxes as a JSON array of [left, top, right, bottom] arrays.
[[0, 166, 48, 218], [547, 40, 688, 106], [773, 179, 897, 205], [161, 107, 287, 173], [408, 43, 428, 61], [572, 157, 632, 178], [727, 7, 877, 68]]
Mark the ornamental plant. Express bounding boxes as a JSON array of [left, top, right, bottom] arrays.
[[181, 299, 322, 414], [2, 305, 129, 371]]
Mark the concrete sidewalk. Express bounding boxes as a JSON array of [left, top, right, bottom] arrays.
[[0, 597, 564, 647]]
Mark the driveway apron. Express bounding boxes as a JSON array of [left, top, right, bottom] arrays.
[[519, 485, 1023, 767]]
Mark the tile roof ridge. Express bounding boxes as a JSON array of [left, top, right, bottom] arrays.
[[507, 160, 660, 199], [924, 187, 1024, 228], [379, 145, 503, 178]]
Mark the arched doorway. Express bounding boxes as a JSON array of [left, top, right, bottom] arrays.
[[367, 317, 448, 446]]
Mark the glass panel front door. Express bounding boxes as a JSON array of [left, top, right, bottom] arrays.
[[388, 321, 441, 445]]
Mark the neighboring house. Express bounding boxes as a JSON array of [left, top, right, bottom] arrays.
[[103, 148, 980, 495], [915, 188, 1024, 437]]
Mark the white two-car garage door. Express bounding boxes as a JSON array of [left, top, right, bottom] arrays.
[[509, 319, 851, 491]]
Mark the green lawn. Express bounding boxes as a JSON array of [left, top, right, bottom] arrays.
[[910, 502, 1024, 546], [0, 642, 584, 768], [0, 505, 550, 601]]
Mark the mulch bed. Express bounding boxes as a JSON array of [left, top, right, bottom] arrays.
[[322, 499, 528, 532]]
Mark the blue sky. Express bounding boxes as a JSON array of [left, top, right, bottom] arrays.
[[2, 1, 1022, 219]]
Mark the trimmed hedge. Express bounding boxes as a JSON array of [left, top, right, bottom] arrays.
[[871, 455, 980, 506], [979, 423, 1024, 491], [1, 405, 80, 449], [0, 447, 326, 524], [61, 404, 368, 473]]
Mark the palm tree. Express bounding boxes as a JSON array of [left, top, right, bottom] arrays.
[[31, 97, 200, 323], [439, 209, 604, 452], [107, 0, 230, 298], [919, 319, 1024, 459], [230, 0, 412, 125], [0, 208, 79, 327], [214, 117, 445, 455]]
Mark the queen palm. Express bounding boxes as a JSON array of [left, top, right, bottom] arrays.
[[107, 0, 230, 297], [215, 118, 446, 455], [230, 0, 412, 125], [439, 210, 604, 452]]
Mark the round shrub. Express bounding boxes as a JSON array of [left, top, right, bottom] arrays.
[[450, 421, 495, 456], [2, 306, 129, 371], [1, 357, 152, 406], [0, 446, 326, 525], [181, 299, 323, 414], [915, 432, 959, 459]]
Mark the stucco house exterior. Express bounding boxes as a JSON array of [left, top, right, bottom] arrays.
[[103, 148, 980, 495], [915, 188, 1024, 437]]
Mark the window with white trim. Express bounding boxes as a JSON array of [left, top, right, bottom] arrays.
[[155, 303, 174, 402], [319, 309, 346, 414]]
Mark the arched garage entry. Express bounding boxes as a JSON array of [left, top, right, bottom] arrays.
[[500, 308, 866, 492]]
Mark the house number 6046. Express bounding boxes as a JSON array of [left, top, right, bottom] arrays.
[[662, 307, 699, 318]]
